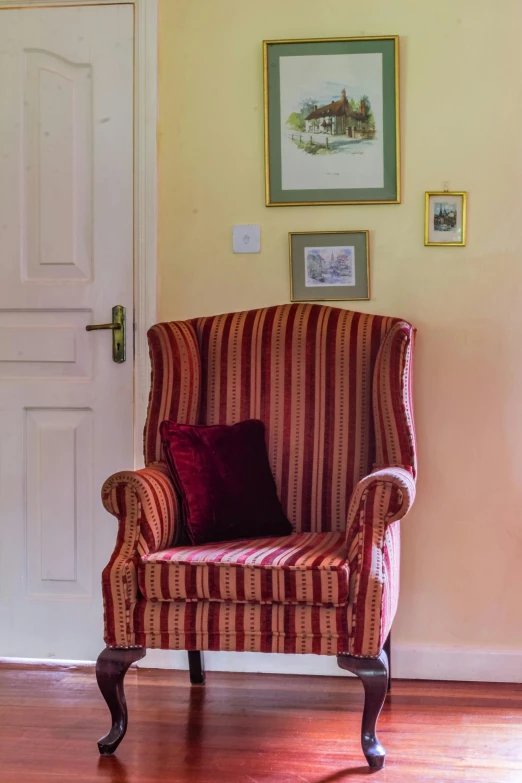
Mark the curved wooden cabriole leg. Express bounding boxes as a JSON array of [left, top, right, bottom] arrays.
[[96, 646, 146, 756], [187, 650, 205, 685], [337, 650, 389, 772]]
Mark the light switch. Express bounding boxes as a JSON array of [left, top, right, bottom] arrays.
[[233, 224, 261, 254]]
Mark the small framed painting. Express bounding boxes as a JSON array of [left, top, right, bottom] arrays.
[[263, 36, 400, 206], [425, 192, 467, 246], [289, 230, 370, 302]]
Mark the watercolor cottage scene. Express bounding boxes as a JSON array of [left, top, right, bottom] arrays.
[[287, 89, 375, 151], [279, 53, 385, 191]]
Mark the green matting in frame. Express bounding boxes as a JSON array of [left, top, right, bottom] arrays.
[[264, 36, 400, 206], [289, 231, 370, 302]]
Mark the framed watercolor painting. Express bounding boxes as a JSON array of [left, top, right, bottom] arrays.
[[425, 192, 467, 246], [289, 230, 370, 301], [263, 36, 400, 207]]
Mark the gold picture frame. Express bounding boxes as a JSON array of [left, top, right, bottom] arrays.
[[289, 230, 370, 302], [425, 191, 467, 246], [264, 36, 401, 206]]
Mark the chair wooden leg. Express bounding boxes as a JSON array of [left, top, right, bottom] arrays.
[[188, 650, 205, 685], [337, 650, 389, 771], [96, 646, 146, 756], [383, 632, 392, 693]]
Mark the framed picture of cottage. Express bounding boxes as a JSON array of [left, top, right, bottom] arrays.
[[263, 36, 400, 206], [425, 191, 467, 246], [289, 230, 370, 301]]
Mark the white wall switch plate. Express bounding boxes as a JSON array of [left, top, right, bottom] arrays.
[[233, 224, 261, 253]]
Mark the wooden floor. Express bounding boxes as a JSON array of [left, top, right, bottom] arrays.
[[1, 664, 521, 783]]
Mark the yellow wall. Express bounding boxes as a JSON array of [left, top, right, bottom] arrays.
[[158, 0, 522, 661]]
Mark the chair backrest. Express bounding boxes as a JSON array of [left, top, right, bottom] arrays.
[[144, 303, 416, 534]]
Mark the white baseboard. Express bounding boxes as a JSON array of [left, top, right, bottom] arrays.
[[393, 643, 522, 683], [139, 644, 522, 683], [139, 650, 351, 676]]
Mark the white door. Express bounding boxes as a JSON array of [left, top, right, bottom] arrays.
[[0, 4, 134, 660]]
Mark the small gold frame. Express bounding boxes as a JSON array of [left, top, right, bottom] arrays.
[[425, 191, 467, 246], [289, 230, 370, 302]]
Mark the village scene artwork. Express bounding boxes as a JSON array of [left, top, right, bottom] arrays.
[[304, 246, 356, 288], [279, 53, 384, 191], [434, 201, 458, 232], [286, 88, 375, 152]]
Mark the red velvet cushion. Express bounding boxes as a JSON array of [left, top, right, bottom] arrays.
[[160, 419, 292, 545]]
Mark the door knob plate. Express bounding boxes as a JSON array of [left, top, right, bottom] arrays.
[[86, 306, 126, 363]]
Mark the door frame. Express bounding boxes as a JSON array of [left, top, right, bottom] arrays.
[[0, 0, 158, 469]]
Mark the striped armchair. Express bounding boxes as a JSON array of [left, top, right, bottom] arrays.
[[96, 303, 417, 770]]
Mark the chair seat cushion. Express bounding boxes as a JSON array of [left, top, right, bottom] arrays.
[[138, 531, 349, 607]]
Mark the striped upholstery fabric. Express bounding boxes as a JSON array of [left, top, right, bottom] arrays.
[[138, 532, 349, 606], [373, 320, 416, 474], [145, 305, 414, 533], [101, 303, 417, 657], [144, 319, 201, 464], [345, 469, 415, 656], [101, 463, 182, 648], [130, 600, 349, 656]]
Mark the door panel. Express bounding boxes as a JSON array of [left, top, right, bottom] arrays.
[[25, 407, 93, 597], [0, 5, 134, 659], [0, 310, 92, 378], [24, 49, 93, 280]]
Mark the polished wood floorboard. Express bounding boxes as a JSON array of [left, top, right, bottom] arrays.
[[1, 663, 522, 782]]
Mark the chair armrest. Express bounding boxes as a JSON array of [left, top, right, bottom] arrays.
[[102, 461, 181, 556], [101, 462, 182, 647], [346, 467, 416, 546], [345, 467, 416, 657]]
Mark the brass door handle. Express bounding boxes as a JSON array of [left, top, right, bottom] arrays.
[[86, 305, 126, 363], [86, 323, 120, 331]]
